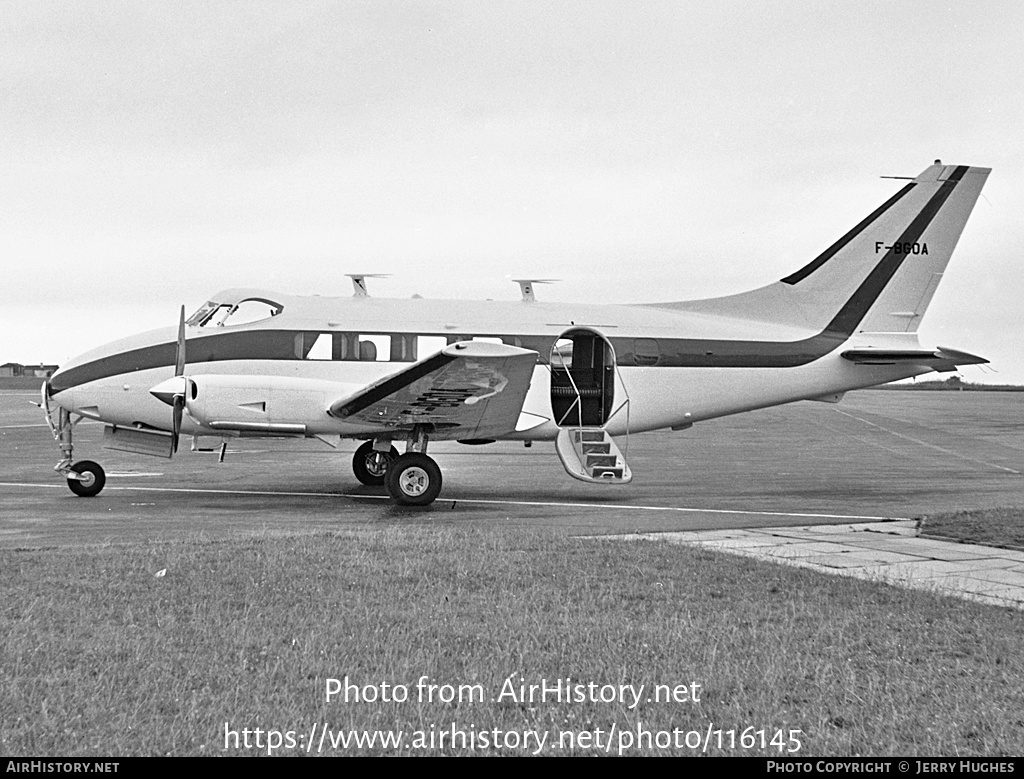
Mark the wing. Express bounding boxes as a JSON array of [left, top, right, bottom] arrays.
[[328, 341, 538, 439]]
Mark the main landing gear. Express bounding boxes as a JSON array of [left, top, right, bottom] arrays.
[[352, 441, 399, 486], [354, 428, 442, 507], [386, 452, 442, 506]]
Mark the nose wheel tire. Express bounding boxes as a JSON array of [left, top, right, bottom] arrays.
[[352, 441, 399, 486], [67, 460, 106, 497], [385, 453, 442, 506]]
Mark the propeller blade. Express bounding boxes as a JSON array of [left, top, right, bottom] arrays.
[[171, 305, 187, 455], [172, 394, 184, 454], [175, 305, 186, 377]]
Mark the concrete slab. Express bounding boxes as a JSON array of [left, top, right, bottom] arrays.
[[884, 558, 1023, 579], [862, 540, 1012, 561], [804, 549, 927, 568], [612, 522, 1024, 611]]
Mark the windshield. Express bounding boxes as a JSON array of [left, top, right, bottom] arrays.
[[186, 297, 283, 328]]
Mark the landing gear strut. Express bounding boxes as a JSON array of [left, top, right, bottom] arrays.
[[43, 384, 107, 498], [385, 426, 442, 506]]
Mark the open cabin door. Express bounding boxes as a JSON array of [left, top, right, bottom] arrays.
[[549, 328, 631, 484], [549, 328, 614, 427]]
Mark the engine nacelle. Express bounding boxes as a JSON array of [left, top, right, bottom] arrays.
[[184, 375, 356, 434]]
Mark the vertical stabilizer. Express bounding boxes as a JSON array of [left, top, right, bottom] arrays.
[[661, 162, 990, 336], [805, 162, 991, 334]]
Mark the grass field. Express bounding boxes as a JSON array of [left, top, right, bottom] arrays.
[[922, 507, 1024, 550], [2, 526, 1022, 757]]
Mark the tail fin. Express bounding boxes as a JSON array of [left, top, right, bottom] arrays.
[[665, 162, 990, 336]]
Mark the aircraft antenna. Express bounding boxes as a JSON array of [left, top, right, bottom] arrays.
[[345, 274, 391, 297], [882, 160, 943, 181], [512, 278, 559, 302]]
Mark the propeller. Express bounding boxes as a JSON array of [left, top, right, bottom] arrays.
[[175, 304, 186, 375], [149, 306, 190, 454], [171, 305, 186, 453]]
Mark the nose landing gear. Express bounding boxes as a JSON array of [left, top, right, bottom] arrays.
[[66, 460, 106, 497], [43, 384, 108, 498]]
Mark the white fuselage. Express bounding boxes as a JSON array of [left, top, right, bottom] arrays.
[[48, 289, 927, 442]]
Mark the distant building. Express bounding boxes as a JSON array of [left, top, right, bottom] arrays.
[[0, 363, 59, 378]]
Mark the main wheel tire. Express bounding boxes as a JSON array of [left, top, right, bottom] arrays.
[[67, 460, 106, 497], [352, 441, 399, 486], [385, 453, 442, 506]]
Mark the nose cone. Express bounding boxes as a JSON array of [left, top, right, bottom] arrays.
[[47, 325, 179, 396]]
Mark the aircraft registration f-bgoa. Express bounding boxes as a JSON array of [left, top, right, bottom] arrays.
[[43, 161, 991, 506]]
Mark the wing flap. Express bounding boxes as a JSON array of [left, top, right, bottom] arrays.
[[328, 342, 538, 438]]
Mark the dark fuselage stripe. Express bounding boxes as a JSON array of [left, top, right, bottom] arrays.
[[824, 165, 966, 336], [49, 169, 967, 392], [49, 330, 300, 394], [781, 182, 917, 285]]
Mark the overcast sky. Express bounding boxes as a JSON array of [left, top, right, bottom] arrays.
[[2, 1, 1021, 382]]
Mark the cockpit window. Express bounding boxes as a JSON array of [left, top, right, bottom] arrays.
[[186, 297, 283, 328], [186, 301, 220, 327]]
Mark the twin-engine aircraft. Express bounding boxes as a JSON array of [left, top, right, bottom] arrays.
[[43, 161, 990, 506]]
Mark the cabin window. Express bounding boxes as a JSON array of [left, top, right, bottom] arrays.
[[304, 333, 333, 360], [551, 338, 573, 369], [291, 332, 537, 363], [390, 334, 418, 362], [632, 339, 660, 366], [417, 336, 448, 357], [294, 332, 422, 362], [356, 335, 390, 362], [294, 332, 347, 360]]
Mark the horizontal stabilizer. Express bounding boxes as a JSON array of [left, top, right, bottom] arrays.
[[841, 346, 988, 369]]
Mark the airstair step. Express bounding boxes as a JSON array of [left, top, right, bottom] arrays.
[[555, 428, 632, 485]]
